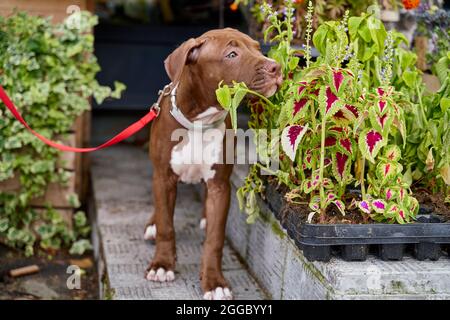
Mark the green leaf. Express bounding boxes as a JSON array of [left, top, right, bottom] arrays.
[[111, 81, 126, 99], [69, 239, 92, 255], [357, 25, 372, 43], [312, 25, 329, 55], [348, 17, 364, 39], [215, 84, 232, 109], [288, 57, 299, 71], [68, 193, 81, 208], [74, 211, 87, 228], [434, 56, 449, 84], [230, 88, 247, 131], [0, 218, 9, 232], [440, 97, 450, 114], [236, 187, 245, 211], [402, 70, 418, 88]]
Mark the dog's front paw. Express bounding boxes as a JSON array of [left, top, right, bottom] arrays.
[[146, 267, 175, 282], [203, 287, 233, 300], [144, 224, 157, 240]]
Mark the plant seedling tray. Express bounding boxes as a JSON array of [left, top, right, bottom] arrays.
[[264, 183, 450, 262]]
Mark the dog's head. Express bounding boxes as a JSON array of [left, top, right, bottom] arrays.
[[164, 28, 283, 98]]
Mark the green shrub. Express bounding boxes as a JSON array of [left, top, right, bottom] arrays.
[[0, 11, 125, 255]]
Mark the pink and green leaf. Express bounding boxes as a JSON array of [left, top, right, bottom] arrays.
[[329, 126, 344, 134], [349, 198, 358, 210], [383, 145, 401, 162], [281, 124, 309, 161], [384, 203, 399, 219], [376, 99, 388, 114], [376, 161, 398, 184], [385, 188, 396, 201], [371, 199, 387, 213], [396, 208, 406, 224], [332, 104, 359, 125], [293, 99, 308, 116], [309, 195, 321, 212], [358, 200, 371, 214], [338, 137, 354, 157], [332, 152, 351, 183], [325, 192, 337, 205], [409, 197, 419, 215], [303, 178, 318, 194], [369, 108, 393, 135], [332, 110, 351, 125], [333, 200, 346, 216], [393, 117, 407, 144], [332, 70, 344, 92], [398, 187, 406, 202], [358, 129, 385, 163], [312, 172, 321, 188], [319, 86, 342, 118], [376, 86, 393, 97], [344, 104, 359, 118], [325, 136, 337, 147], [322, 178, 335, 189], [303, 149, 313, 169], [377, 87, 385, 96], [297, 82, 308, 96]]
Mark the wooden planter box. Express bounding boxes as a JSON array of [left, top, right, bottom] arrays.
[[0, 0, 94, 223], [0, 0, 94, 23]]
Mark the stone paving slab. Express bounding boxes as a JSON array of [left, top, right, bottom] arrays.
[[91, 145, 267, 300]]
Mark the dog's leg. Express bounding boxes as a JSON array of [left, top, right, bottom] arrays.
[[200, 178, 233, 300], [199, 186, 207, 230], [146, 172, 177, 282], [144, 213, 156, 240]]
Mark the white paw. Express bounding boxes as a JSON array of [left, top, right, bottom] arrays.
[[199, 218, 207, 230], [146, 267, 175, 282], [144, 224, 157, 240], [203, 287, 233, 300]]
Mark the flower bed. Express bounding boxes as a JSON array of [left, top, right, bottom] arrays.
[[218, 0, 449, 261]]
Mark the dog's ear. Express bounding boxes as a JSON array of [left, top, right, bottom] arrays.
[[164, 38, 206, 83]]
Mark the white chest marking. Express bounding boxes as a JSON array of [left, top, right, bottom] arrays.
[[170, 107, 227, 184]]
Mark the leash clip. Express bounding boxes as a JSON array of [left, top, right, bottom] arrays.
[[150, 82, 173, 117], [159, 83, 173, 97], [150, 103, 161, 117]]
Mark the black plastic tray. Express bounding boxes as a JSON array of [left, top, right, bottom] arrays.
[[264, 183, 450, 262]]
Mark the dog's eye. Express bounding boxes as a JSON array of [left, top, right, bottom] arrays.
[[226, 51, 238, 59]]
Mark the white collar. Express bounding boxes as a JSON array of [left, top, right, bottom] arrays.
[[169, 84, 228, 131]]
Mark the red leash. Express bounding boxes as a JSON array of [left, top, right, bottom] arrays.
[[0, 84, 165, 153]]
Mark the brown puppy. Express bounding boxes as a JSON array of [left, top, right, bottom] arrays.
[[145, 28, 282, 300]]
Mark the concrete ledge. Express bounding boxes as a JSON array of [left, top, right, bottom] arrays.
[[227, 165, 450, 300]]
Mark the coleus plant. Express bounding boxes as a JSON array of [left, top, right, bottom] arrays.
[[217, 1, 421, 224], [279, 64, 416, 223]]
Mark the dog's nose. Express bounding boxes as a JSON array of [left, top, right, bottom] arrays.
[[265, 59, 281, 75]]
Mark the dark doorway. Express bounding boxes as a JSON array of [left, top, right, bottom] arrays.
[[94, 0, 247, 111]]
